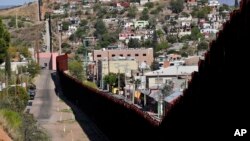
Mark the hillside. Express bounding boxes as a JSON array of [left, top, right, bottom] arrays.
[[0, 2, 38, 22], [0, 127, 12, 141]]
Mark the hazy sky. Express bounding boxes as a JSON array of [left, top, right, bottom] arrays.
[[0, 0, 35, 6], [218, 0, 235, 6], [0, 0, 235, 6]]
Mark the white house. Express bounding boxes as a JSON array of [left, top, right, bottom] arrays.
[[53, 9, 65, 14], [200, 28, 218, 34], [208, 0, 220, 7], [145, 66, 198, 88], [134, 20, 149, 29], [0, 62, 28, 72]]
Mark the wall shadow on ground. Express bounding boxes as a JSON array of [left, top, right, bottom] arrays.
[[50, 72, 110, 141], [56, 70, 159, 141]]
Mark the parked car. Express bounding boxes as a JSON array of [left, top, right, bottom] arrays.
[[27, 83, 36, 100]]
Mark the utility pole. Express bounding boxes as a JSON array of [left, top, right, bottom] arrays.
[[58, 20, 62, 55], [114, 63, 128, 96], [118, 69, 120, 93], [101, 63, 107, 90], [15, 10, 18, 29], [156, 71, 162, 119], [82, 38, 88, 80]]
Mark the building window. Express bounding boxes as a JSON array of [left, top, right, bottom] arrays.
[[112, 54, 115, 57], [135, 54, 139, 56], [143, 54, 146, 56], [127, 54, 131, 57], [120, 54, 123, 57], [97, 55, 101, 57]]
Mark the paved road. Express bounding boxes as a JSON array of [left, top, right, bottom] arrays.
[[29, 70, 108, 141]]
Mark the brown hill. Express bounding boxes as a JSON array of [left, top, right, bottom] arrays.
[[0, 2, 38, 22]]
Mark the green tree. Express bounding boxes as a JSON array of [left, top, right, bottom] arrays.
[[170, 0, 184, 14], [199, 0, 208, 5], [141, 39, 152, 48], [61, 42, 70, 49], [22, 113, 49, 141], [167, 35, 178, 44], [190, 27, 203, 40], [18, 47, 31, 58], [156, 41, 169, 52], [161, 80, 174, 97], [0, 18, 10, 64], [62, 21, 70, 31], [27, 60, 40, 78], [127, 6, 137, 18], [5, 52, 11, 79], [191, 6, 212, 19], [104, 73, 117, 91], [128, 38, 140, 48], [68, 60, 84, 82], [79, 19, 88, 27], [197, 41, 208, 51], [94, 19, 107, 37], [8, 17, 16, 28], [140, 8, 149, 20], [151, 60, 160, 71], [219, 4, 230, 13], [8, 86, 29, 112], [156, 29, 165, 41], [144, 2, 154, 9]]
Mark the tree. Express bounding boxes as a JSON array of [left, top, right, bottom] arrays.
[[68, 60, 84, 82], [8, 17, 16, 28], [156, 41, 169, 52], [219, 4, 230, 13], [79, 19, 88, 27], [197, 41, 208, 51], [190, 27, 203, 40], [148, 17, 157, 29], [94, 19, 107, 37], [127, 6, 137, 18], [156, 29, 165, 41], [22, 113, 49, 141], [8, 86, 29, 112], [5, 52, 11, 79], [61, 42, 70, 49], [191, 6, 212, 19], [151, 60, 160, 71], [144, 2, 154, 9], [128, 38, 140, 48], [104, 73, 117, 91], [199, 0, 208, 5], [161, 80, 174, 97], [167, 35, 178, 44], [62, 21, 70, 31], [0, 18, 10, 64], [18, 46, 31, 58], [27, 60, 40, 78], [140, 8, 149, 20], [170, 0, 184, 14]]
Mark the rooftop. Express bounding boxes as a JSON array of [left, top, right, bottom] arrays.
[[145, 66, 198, 76]]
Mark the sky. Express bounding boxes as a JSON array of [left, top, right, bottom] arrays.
[[0, 0, 236, 6], [218, 0, 235, 6], [0, 0, 35, 6]]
